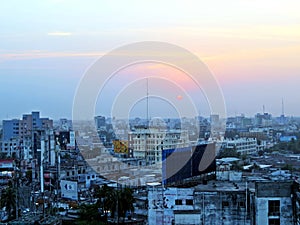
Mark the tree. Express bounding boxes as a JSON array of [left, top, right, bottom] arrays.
[[118, 187, 135, 221], [79, 203, 101, 221], [0, 180, 16, 221], [218, 147, 240, 158], [93, 184, 135, 222], [94, 184, 116, 220]]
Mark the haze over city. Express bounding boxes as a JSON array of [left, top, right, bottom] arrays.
[[1, 0, 300, 120]]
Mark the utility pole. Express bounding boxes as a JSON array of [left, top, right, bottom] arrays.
[[14, 160, 19, 220]]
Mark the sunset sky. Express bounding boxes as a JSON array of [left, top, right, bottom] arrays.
[[1, 0, 300, 119]]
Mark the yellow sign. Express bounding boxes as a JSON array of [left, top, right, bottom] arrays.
[[113, 140, 128, 153]]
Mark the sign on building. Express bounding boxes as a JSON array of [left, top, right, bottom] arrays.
[[113, 140, 128, 154], [60, 180, 78, 200]]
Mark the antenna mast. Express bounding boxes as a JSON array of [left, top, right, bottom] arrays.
[[282, 98, 284, 116], [146, 78, 149, 125]]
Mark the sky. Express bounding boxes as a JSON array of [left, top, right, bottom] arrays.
[[1, 0, 300, 120]]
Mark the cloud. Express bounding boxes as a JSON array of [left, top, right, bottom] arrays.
[[0, 50, 105, 62], [47, 32, 72, 36]]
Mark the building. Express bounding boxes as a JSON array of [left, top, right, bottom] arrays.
[[255, 181, 293, 225], [2, 111, 53, 141], [223, 138, 257, 155], [1, 112, 54, 159], [94, 116, 106, 130], [147, 181, 251, 225], [0, 159, 14, 185], [146, 180, 295, 225], [255, 113, 272, 127], [128, 126, 189, 164]]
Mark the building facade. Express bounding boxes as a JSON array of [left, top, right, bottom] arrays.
[[223, 138, 257, 155], [128, 126, 189, 164]]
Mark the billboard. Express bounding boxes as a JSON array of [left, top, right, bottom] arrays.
[[60, 180, 78, 200], [162, 143, 216, 185], [113, 140, 128, 154]]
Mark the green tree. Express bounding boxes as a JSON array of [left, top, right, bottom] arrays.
[[218, 147, 240, 158], [93, 184, 135, 222], [118, 187, 135, 221], [79, 203, 101, 221], [0, 181, 16, 221]]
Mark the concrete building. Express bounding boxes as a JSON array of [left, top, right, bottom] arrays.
[[0, 159, 14, 185], [128, 126, 189, 164], [255, 181, 293, 225], [94, 116, 106, 130], [0, 138, 19, 158], [223, 138, 257, 155], [1, 112, 53, 158], [147, 180, 295, 225], [2, 111, 53, 141], [255, 113, 273, 127], [148, 181, 251, 225]]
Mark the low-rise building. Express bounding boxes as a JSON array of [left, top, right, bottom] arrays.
[[224, 138, 257, 155]]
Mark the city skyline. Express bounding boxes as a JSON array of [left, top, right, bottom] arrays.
[[1, 0, 300, 120]]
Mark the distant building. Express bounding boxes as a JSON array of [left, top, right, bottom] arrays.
[[279, 135, 297, 142], [58, 118, 72, 131], [94, 116, 106, 130], [223, 138, 257, 155], [1, 111, 54, 159], [2, 111, 53, 141], [255, 113, 272, 127], [128, 126, 189, 164]]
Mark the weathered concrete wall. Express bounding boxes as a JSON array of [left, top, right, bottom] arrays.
[[148, 187, 250, 225], [194, 191, 250, 225], [175, 213, 201, 225], [255, 197, 293, 225]]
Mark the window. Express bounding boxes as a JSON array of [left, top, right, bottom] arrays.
[[186, 199, 193, 205], [238, 201, 245, 207], [268, 200, 280, 217], [175, 199, 182, 205], [269, 218, 280, 225], [222, 201, 229, 207]]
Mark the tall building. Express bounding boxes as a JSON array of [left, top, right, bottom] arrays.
[[94, 116, 106, 130], [1, 111, 53, 158], [128, 126, 189, 164], [254, 113, 272, 127], [2, 111, 53, 141]]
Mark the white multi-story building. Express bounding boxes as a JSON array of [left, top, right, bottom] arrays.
[[224, 138, 257, 155], [128, 126, 189, 164]]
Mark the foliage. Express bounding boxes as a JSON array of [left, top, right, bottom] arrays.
[[281, 164, 294, 171], [218, 148, 240, 158], [268, 138, 300, 154], [0, 180, 16, 221], [92, 184, 135, 222], [79, 203, 101, 221]]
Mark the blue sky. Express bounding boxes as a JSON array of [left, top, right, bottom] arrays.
[[1, 0, 300, 120]]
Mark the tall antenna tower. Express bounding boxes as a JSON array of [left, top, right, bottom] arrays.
[[146, 78, 149, 126], [282, 98, 285, 116]]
